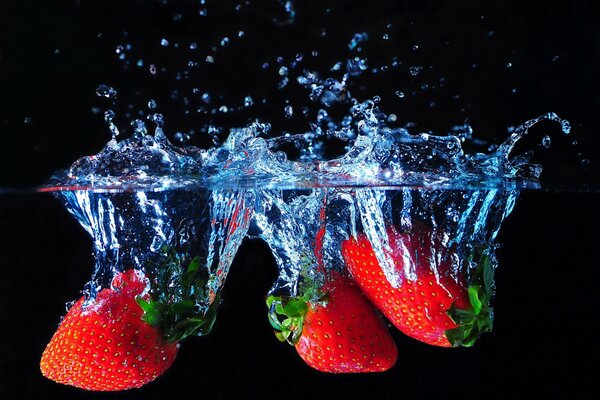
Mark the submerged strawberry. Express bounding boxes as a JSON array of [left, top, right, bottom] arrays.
[[41, 250, 219, 391], [268, 272, 398, 373], [40, 270, 178, 391], [341, 225, 494, 348]]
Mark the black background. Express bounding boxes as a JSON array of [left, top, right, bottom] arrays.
[[1, 1, 599, 399]]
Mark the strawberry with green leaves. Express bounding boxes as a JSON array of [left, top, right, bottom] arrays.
[[341, 225, 494, 348], [40, 251, 219, 391], [267, 271, 398, 373]]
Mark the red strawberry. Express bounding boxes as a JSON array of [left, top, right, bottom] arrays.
[[267, 272, 398, 373], [341, 225, 494, 348], [40, 270, 178, 391], [41, 252, 220, 391]]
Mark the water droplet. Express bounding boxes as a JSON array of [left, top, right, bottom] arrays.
[[278, 66, 288, 76], [238, 31, 245, 38], [23, 116, 32, 124], [561, 120, 571, 135], [220, 37, 230, 47], [581, 158, 590, 166], [409, 66, 421, 76], [412, 44, 419, 51], [541, 135, 551, 148], [284, 105, 293, 118], [219, 105, 229, 113], [244, 96, 254, 107], [206, 55, 215, 63], [160, 38, 169, 47], [174, 131, 191, 143], [189, 42, 198, 50], [136, 59, 144, 67], [382, 34, 389, 40], [348, 32, 368, 50], [506, 62, 512, 68], [96, 84, 117, 99], [104, 110, 115, 121]]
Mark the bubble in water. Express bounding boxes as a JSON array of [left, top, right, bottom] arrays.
[[149, 64, 158, 75], [244, 96, 254, 107], [148, 100, 157, 110], [23, 116, 33, 124], [160, 38, 169, 47], [581, 159, 590, 166], [220, 37, 230, 47], [395, 91, 405, 98]]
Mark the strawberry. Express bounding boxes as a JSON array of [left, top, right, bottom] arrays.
[[341, 225, 494, 348], [41, 250, 220, 391], [40, 269, 178, 391], [267, 272, 398, 373]]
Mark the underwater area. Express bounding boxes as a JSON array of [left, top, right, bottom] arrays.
[[1, 1, 599, 399]]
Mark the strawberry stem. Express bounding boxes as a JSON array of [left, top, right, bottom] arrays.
[[445, 251, 495, 347], [137, 245, 220, 343], [267, 280, 328, 346]]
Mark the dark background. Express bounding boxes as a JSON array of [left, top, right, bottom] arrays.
[[1, 1, 599, 399]]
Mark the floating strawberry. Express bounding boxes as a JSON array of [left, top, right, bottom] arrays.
[[267, 271, 398, 373], [41, 250, 219, 391], [341, 225, 494, 348]]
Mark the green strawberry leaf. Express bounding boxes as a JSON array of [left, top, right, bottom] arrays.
[[468, 285, 483, 315], [267, 286, 324, 346], [446, 251, 495, 347], [139, 248, 221, 343]]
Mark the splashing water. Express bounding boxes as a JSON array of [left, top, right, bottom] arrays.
[[35, 0, 582, 363]]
